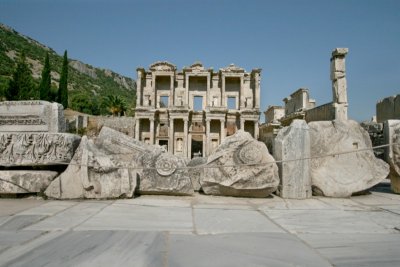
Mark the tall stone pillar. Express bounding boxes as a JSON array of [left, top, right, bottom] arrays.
[[149, 118, 155, 145], [206, 119, 211, 156], [220, 119, 225, 144], [331, 48, 349, 121], [169, 118, 174, 154], [135, 118, 140, 141], [183, 119, 188, 158]]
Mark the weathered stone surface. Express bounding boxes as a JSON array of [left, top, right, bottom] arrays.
[[309, 120, 389, 197], [201, 130, 279, 198], [0, 132, 81, 167], [383, 120, 400, 193], [274, 120, 311, 199], [45, 127, 193, 199], [0, 170, 58, 194], [0, 101, 65, 132], [187, 157, 206, 191], [45, 135, 137, 199]]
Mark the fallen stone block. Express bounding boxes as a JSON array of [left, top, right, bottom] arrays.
[[0, 170, 58, 194], [45, 127, 194, 199], [201, 130, 279, 198], [309, 120, 389, 197], [274, 120, 312, 199], [187, 157, 206, 192], [0, 132, 81, 167], [383, 120, 400, 193]]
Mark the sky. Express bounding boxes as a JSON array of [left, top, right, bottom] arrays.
[[0, 0, 399, 122]]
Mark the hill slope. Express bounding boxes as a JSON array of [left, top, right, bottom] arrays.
[[0, 23, 136, 115]]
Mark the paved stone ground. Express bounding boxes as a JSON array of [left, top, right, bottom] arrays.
[[0, 182, 400, 267]]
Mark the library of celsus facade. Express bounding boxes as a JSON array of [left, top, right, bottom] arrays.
[[134, 61, 261, 158]]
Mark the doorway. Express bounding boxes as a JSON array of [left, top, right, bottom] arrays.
[[191, 135, 203, 158]]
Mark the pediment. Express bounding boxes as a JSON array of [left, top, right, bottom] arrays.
[[149, 61, 177, 72]]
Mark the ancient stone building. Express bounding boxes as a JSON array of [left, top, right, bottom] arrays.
[[134, 61, 261, 158]]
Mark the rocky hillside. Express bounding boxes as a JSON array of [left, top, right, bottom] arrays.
[[0, 23, 136, 115]]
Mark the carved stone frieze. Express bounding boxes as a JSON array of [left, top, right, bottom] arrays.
[[0, 132, 81, 166]]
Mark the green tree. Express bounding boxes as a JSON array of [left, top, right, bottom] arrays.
[[58, 50, 68, 108], [6, 52, 36, 100], [102, 95, 127, 116], [39, 52, 51, 101]]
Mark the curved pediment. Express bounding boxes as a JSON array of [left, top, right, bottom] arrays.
[[149, 61, 177, 72]]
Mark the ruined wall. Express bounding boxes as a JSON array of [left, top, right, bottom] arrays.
[[376, 94, 400, 123], [305, 102, 335, 122]]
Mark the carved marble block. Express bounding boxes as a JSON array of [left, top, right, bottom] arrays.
[[274, 120, 312, 199], [383, 120, 400, 193], [0, 101, 65, 133], [201, 130, 279, 198], [0, 132, 81, 166], [309, 120, 389, 197]]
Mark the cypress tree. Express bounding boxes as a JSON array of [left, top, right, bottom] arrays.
[[6, 52, 35, 100], [58, 50, 68, 108], [39, 52, 51, 101]]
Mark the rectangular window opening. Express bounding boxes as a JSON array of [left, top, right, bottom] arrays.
[[228, 97, 236, 109], [194, 96, 203, 111], [160, 96, 169, 108]]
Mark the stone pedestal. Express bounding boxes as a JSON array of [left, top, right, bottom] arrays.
[[274, 120, 311, 199]]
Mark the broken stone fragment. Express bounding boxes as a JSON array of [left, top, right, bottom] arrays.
[[0, 170, 58, 194], [309, 120, 389, 197], [187, 157, 206, 191], [201, 130, 279, 198]]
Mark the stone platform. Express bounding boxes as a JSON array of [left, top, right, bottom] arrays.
[[0, 181, 399, 267]]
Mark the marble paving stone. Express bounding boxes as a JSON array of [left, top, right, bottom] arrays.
[[194, 204, 254, 210], [0, 230, 45, 248], [0, 199, 45, 216], [169, 233, 332, 267], [377, 205, 400, 215], [18, 201, 78, 216], [194, 208, 284, 234], [115, 196, 191, 207], [25, 202, 109, 231], [263, 210, 398, 234], [0, 215, 46, 231], [351, 194, 400, 206], [258, 198, 333, 211], [0, 231, 166, 267], [298, 233, 400, 267], [317, 197, 377, 211], [75, 204, 193, 232]]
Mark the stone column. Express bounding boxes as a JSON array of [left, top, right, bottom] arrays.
[[136, 69, 142, 107], [186, 74, 190, 109], [221, 74, 226, 107], [254, 71, 260, 109], [240, 76, 244, 109], [220, 119, 225, 144], [206, 119, 211, 156], [183, 118, 188, 158], [170, 74, 174, 107], [169, 118, 174, 154], [254, 121, 259, 139], [240, 118, 245, 131], [274, 119, 312, 199], [149, 118, 155, 145], [135, 118, 140, 141]]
